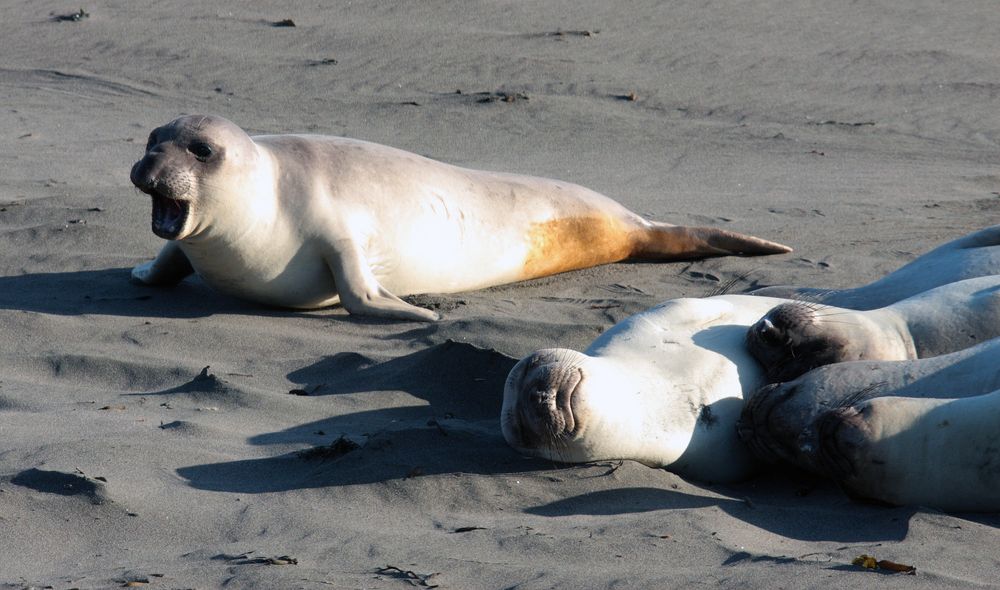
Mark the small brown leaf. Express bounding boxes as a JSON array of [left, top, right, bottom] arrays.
[[877, 559, 916, 574]]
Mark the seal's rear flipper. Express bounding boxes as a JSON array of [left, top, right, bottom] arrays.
[[954, 224, 1000, 249], [635, 224, 792, 259]]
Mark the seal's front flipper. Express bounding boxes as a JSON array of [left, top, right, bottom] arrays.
[[326, 240, 440, 322], [131, 242, 195, 286]]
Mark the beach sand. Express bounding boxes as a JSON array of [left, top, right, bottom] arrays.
[[1, 1, 998, 587]]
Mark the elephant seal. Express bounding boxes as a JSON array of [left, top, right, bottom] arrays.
[[816, 389, 1000, 511], [745, 274, 1000, 382], [737, 337, 1000, 471], [129, 115, 790, 321], [751, 225, 1000, 310], [502, 294, 788, 483]]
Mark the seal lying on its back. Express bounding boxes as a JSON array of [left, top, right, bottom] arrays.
[[129, 115, 790, 321], [746, 275, 1000, 382], [737, 337, 1000, 472], [503, 273, 1000, 483], [751, 225, 1000, 310], [502, 294, 788, 483]]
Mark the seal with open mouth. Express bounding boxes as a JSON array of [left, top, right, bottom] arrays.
[[129, 115, 791, 321]]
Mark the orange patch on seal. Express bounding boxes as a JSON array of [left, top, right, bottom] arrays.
[[522, 216, 634, 280]]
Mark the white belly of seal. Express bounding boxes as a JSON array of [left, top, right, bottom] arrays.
[[182, 240, 341, 309]]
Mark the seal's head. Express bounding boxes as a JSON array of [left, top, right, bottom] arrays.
[[737, 381, 803, 463], [501, 349, 586, 462], [745, 302, 854, 382], [501, 348, 691, 468], [130, 115, 258, 240]]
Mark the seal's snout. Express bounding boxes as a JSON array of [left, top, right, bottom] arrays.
[[130, 159, 153, 193], [754, 318, 782, 346], [502, 349, 586, 452], [737, 382, 780, 447], [747, 302, 828, 382], [522, 362, 580, 435], [131, 160, 183, 199], [816, 405, 866, 479], [130, 158, 193, 240], [738, 381, 808, 465], [749, 303, 812, 348]]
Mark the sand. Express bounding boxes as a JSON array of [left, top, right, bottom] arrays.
[[1, 1, 999, 588]]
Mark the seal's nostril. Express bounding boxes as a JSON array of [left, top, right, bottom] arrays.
[[758, 318, 782, 345], [529, 387, 544, 403]]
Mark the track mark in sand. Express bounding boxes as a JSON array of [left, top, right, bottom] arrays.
[[600, 283, 649, 296], [767, 207, 825, 217], [523, 29, 600, 40], [297, 436, 361, 462], [811, 120, 876, 127], [376, 565, 441, 588], [51, 8, 89, 22], [0, 67, 166, 102]]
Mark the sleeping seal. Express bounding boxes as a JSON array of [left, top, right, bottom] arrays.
[[502, 294, 788, 482], [737, 337, 1000, 471], [816, 389, 1000, 512], [746, 275, 1000, 382]]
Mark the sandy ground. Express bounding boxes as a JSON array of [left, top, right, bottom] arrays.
[[1, 1, 999, 588]]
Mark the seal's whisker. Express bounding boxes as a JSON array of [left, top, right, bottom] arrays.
[[709, 270, 755, 297], [838, 382, 887, 409], [810, 307, 858, 317], [799, 300, 832, 312], [804, 318, 862, 326]]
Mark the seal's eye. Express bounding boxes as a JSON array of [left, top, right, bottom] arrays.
[[145, 132, 157, 152], [189, 142, 214, 161]]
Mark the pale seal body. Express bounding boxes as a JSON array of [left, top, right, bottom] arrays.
[[130, 115, 790, 321], [737, 337, 1000, 471], [502, 294, 789, 483], [746, 275, 1000, 382], [751, 225, 1000, 310], [817, 390, 1000, 512]]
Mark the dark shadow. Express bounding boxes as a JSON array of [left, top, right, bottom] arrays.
[[0, 268, 446, 328], [286, 340, 519, 421], [247, 406, 458, 446], [525, 486, 724, 515], [10, 468, 109, 505], [123, 366, 252, 409], [177, 342, 539, 491], [381, 316, 607, 355], [526, 475, 916, 543], [178, 425, 551, 492], [0, 268, 285, 318]]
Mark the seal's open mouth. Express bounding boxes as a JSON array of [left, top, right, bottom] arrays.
[[150, 194, 189, 239]]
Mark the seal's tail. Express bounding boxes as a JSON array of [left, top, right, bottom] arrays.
[[633, 223, 792, 259]]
